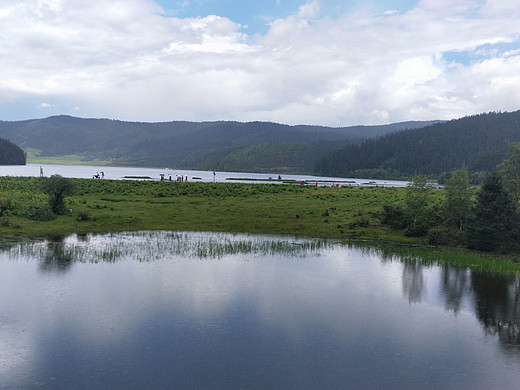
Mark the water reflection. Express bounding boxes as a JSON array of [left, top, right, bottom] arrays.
[[402, 260, 425, 304], [1, 231, 520, 389], [441, 267, 471, 313], [472, 272, 520, 349], [6, 231, 331, 265], [39, 237, 73, 272], [369, 243, 520, 352]]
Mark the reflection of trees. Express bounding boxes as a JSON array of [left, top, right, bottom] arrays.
[[471, 272, 520, 350], [369, 241, 520, 351], [402, 260, 424, 303], [39, 237, 73, 272], [441, 266, 470, 313]]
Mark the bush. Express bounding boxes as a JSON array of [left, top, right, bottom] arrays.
[[349, 217, 370, 229], [428, 226, 466, 247], [405, 221, 430, 237], [0, 196, 14, 216], [26, 206, 56, 221], [381, 204, 404, 228], [76, 211, 91, 221], [40, 175, 75, 214]]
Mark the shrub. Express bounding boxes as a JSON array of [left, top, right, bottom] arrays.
[[428, 226, 466, 247], [381, 204, 404, 228], [404, 221, 429, 237], [40, 175, 75, 214], [0, 196, 14, 216], [27, 206, 56, 221], [76, 211, 91, 221]]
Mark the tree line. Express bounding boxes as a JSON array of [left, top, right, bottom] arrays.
[[315, 110, 520, 182], [0, 115, 437, 173], [382, 142, 520, 253]]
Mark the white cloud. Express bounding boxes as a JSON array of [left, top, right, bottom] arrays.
[[0, 0, 519, 125]]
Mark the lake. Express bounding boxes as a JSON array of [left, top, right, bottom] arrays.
[[1, 231, 519, 389], [0, 163, 409, 187]]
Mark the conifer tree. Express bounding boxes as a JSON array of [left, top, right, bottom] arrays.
[[499, 142, 520, 205], [466, 173, 519, 252]]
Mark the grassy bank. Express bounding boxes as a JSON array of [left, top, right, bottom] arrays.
[[27, 153, 112, 166], [1, 176, 518, 274], [0, 177, 410, 238]]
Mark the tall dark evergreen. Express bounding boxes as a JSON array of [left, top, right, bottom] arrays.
[[498, 142, 520, 204], [466, 173, 520, 252]]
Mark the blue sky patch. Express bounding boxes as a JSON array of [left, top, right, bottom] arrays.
[[154, 0, 420, 34], [443, 40, 520, 65]]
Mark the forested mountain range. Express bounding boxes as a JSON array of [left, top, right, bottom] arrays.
[[315, 110, 520, 181], [0, 137, 26, 165], [0, 116, 437, 173]]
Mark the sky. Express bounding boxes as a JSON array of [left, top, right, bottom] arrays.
[[1, 0, 520, 126]]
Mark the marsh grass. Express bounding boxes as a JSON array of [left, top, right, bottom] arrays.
[[356, 242, 520, 275]]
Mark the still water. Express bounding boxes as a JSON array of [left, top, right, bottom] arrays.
[[1, 231, 519, 389], [0, 163, 408, 187]]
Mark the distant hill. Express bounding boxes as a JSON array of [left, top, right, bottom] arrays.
[[0, 116, 438, 173], [314, 111, 520, 180], [0, 137, 26, 165]]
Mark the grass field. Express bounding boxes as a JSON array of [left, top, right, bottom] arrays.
[[27, 153, 112, 166], [0, 177, 410, 238], [1, 176, 518, 274]]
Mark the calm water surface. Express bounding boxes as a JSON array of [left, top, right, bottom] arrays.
[[1, 231, 519, 389], [0, 163, 408, 187]]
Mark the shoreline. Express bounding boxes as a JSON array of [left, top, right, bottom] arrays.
[[1, 176, 518, 274]]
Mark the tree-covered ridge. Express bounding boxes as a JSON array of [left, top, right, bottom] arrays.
[[0, 116, 438, 173], [0, 137, 26, 165], [314, 111, 520, 180]]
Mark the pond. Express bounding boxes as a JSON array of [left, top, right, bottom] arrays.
[[1, 231, 519, 389]]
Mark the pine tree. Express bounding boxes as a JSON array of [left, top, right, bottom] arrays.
[[466, 173, 519, 252], [499, 142, 520, 205]]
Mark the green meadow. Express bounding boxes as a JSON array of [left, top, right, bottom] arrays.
[[1, 176, 518, 274], [0, 177, 408, 238], [27, 153, 112, 166]]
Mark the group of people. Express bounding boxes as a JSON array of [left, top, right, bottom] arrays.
[[161, 174, 187, 182]]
